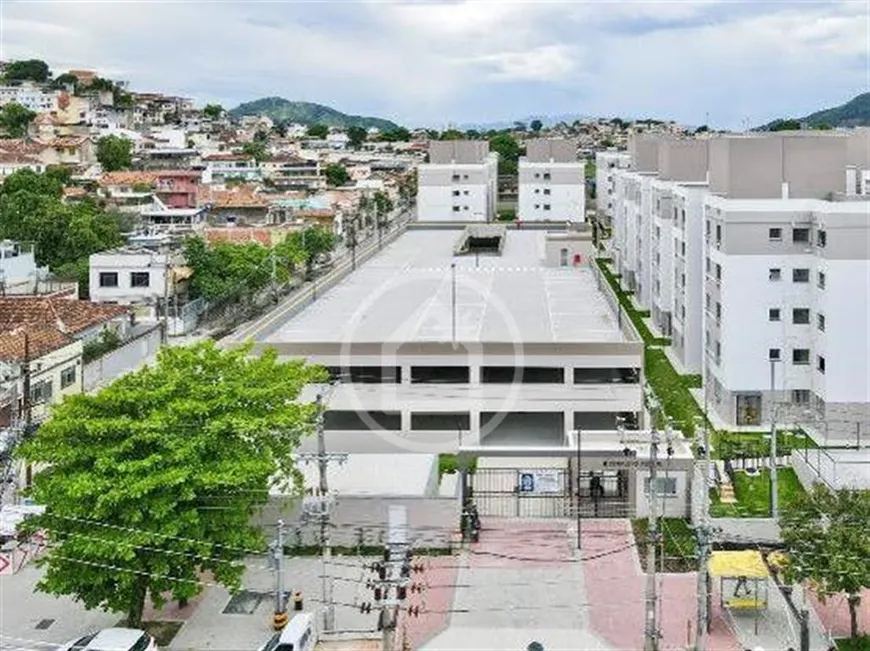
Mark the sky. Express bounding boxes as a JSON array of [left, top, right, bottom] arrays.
[[1, 0, 868, 129]]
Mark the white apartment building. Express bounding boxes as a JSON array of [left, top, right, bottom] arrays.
[[611, 130, 870, 440], [0, 83, 58, 113], [594, 150, 630, 225], [518, 138, 585, 222], [416, 141, 498, 222]]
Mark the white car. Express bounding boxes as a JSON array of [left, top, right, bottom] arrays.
[[59, 628, 158, 651]]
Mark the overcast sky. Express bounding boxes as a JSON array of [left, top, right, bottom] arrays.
[[2, 0, 867, 129]]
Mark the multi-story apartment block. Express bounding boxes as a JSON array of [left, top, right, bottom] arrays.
[[0, 83, 58, 113], [416, 141, 498, 222], [594, 150, 630, 225], [611, 130, 870, 440], [518, 139, 585, 222]]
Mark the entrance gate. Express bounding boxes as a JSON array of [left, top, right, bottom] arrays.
[[470, 467, 571, 518]]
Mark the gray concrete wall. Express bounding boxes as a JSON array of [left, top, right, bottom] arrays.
[[83, 324, 163, 393], [525, 138, 576, 163], [429, 140, 490, 164], [657, 139, 709, 182], [629, 135, 661, 173]]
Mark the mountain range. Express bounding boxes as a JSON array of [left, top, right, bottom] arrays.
[[760, 92, 870, 130], [228, 97, 400, 131]]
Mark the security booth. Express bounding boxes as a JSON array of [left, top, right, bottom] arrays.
[[456, 429, 695, 546], [708, 550, 771, 635]]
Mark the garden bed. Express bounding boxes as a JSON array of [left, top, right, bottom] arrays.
[[632, 518, 697, 573], [709, 467, 805, 518]]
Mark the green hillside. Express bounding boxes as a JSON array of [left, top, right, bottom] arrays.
[[760, 92, 870, 130], [228, 97, 400, 131]]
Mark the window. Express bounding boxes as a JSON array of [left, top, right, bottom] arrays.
[[792, 308, 810, 324], [817, 271, 826, 289], [462, 190, 469, 195], [817, 356, 826, 373], [534, 189, 540, 194], [543, 188, 551, 195], [130, 272, 150, 288], [644, 476, 677, 497], [705, 293, 711, 311], [30, 380, 53, 404], [791, 389, 811, 405], [792, 348, 810, 365], [452, 206, 460, 212], [559, 248, 569, 267], [462, 174, 468, 179], [451, 174, 460, 182], [792, 227, 810, 243], [534, 204, 540, 209], [769, 268, 781, 281], [715, 224, 722, 245], [543, 172, 551, 180], [99, 272, 118, 288], [60, 366, 76, 389], [769, 348, 781, 361], [793, 268, 810, 283], [769, 308, 781, 322], [715, 264, 721, 281], [534, 173, 540, 179], [543, 204, 551, 211], [768, 227, 782, 241], [452, 190, 460, 196], [715, 302, 721, 320], [817, 313, 825, 331], [463, 206, 469, 210], [817, 230, 827, 247]]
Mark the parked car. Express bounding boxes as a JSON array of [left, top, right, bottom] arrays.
[[257, 612, 316, 651], [58, 628, 158, 651]]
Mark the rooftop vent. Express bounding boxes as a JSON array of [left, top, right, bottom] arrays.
[[453, 224, 506, 256]]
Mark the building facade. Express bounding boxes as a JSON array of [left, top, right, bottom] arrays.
[[518, 138, 585, 223], [416, 141, 498, 222]]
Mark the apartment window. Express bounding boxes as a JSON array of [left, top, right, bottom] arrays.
[[769, 348, 781, 361], [768, 227, 782, 241], [792, 349, 810, 365], [543, 204, 551, 211], [534, 173, 540, 179], [463, 206, 469, 211], [792, 308, 810, 325], [792, 268, 810, 283], [817, 230, 827, 248], [60, 365, 77, 389], [817, 356, 826, 374], [534, 204, 540, 209], [714, 302, 721, 321], [817, 313, 825, 332], [791, 389, 811, 405], [705, 257, 711, 274], [452, 206, 461, 212], [715, 264, 721, 281], [30, 380, 53, 404], [543, 188, 551, 195], [681, 273, 686, 288], [463, 190, 469, 195], [817, 271, 826, 289], [792, 227, 810, 244], [714, 341, 721, 363], [534, 189, 540, 194], [769, 308, 781, 322], [705, 220, 711, 239], [452, 190, 460, 196], [99, 272, 118, 288], [543, 172, 551, 180], [715, 224, 722, 245], [462, 174, 468, 179], [705, 293, 711, 311], [769, 268, 782, 281], [451, 174, 460, 182]]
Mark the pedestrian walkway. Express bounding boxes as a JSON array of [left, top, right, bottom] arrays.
[[422, 519, 612, 650]]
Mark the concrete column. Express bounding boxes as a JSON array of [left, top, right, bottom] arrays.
[[564, 365, 573, 387], [401, 410, 411, 433], [401, 364, 411, 385], [469, 409, 482, 446], [470, 365, 481, 386]]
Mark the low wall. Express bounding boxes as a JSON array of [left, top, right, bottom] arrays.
[[83, 324, 163, 392]]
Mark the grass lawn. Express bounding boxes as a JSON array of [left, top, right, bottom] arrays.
[[596, 259, 670, 347], [632, 518, 697, 572], [715, 430, 818, 460], [709, 467, 806, 518], [837, 636, 870, 651], [438, 453, 477, 477]]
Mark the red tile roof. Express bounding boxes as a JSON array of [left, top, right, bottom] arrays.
[[0, 326, 73, 362], [204, 228, 275, 247], [0, 297, 128, 337]]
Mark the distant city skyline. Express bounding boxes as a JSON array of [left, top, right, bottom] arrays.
[[2, 0, 866, 129]]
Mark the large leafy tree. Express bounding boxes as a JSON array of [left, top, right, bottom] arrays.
[[0, 102, 37, 138], [346, 125, 367, 149], [323, 163, 350, 187], [373, 190, 393, 220], [184, 237, 281, 302], [3, 59, 51, 83], [306, 123, 329, 139], [202, 103, 224, 120], [379, 127, 410, 142], [96, 135, 134, 172], [489, 132, 523, 175], [18, 342, 327, 627], [780, 484, 870, 640], [281, 225, 336, 278]]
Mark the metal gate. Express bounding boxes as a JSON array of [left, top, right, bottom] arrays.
[[574, 469, 632, 518], [470, 467, 570, 518]]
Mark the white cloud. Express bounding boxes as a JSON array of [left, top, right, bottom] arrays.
[[0, 0, 865, 127]]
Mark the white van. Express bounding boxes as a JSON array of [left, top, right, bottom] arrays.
[[258, 613, 317, 651]]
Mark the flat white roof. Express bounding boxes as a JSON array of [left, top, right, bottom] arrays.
[[266, 230, 624, 344]]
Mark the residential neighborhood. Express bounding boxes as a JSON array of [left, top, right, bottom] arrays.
[[0, 12, 869, 651]]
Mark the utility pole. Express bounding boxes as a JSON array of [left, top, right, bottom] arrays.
[[270, 246, 279, 304], [297, 388, 346, 633], [161, 261, 170, 344], [695, 417, 713, 651], [381, 505, 408, 651], [644, 423, 661, 651], [270, 520, 288, 629], [769, 359, 779, 519]]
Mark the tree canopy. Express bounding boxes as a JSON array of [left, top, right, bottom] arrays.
[[202, 104, 224, 120], [379, 127, 411, 142], [439, 129, 464, 141], [307, 123, 329, 139], [530, 119, 543, 133], [780, 484, 870, 640], [280, 225, 337, 277], [96, 135, 134, 172], [346, 125, 368, 149], [373, 190, 393, 219], [489, 132, 523, 175], [18, 341, 327, 626], [0, 102, 37, 138], [241, 141, 268, 163], [0, 169, 125, 295], [183, 237, 283, 303], [323, 163, 350, 187], [3, 59, 51, 83], [769, 119, 802, 132]]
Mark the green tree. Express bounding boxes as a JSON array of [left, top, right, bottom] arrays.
[[323, 163, 350, 187], [0, 102, 37, 138], [18, 341, 327, 627], [283, 226, 337, 278], [183, 237, 278, 302], [530, 119, 543, 133], [780, 484, 870, 640], [241, 141, 268, 163], [812, 123, 833, 131], [202, 103, 224, 120], [3, 59, 50, 83], [770, 119, 802, 131], [489, 132, 523, 176], [307, 123, 329, 139], [96, 135, 134, 172], [439, 129, 464, 141], [380, 127, 411, 142], [346, 126, 368, 149], [693, 125, 710, 134], [397, 170, 417, 209], [50, 73, 79, 91], [373, 190, 393, 219]]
